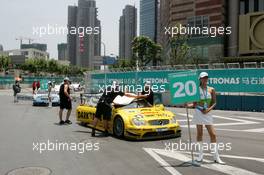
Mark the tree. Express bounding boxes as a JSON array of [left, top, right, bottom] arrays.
[[22, 58, 37, 73], [0, 56, 11, 71], [187, 47, 207, 65], [47, 59, 59, 73], [112, 59, 136, 69], [68, 65, 83, 75], [58, 65, 69, 75], [149, 43, 162, 66], [169, 24, 190, 66], [132, 36, 163, 67], [20, 58, 85, 76]]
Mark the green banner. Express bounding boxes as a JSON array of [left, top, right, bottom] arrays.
[[169, 71, 200, 104], [204, 69, 264, 93], [91, 68, 264, 93], [40, 80, 48, 90]]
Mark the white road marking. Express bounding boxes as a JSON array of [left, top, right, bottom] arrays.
[[176, 119, 188, 122], [176, 113, 193, 118], [182, 151, 264, 163], [175, 113, 264, 133], [177, 113, 259, 124], [233, 116, 264, 122], [143, 148, 183, 175], [243, 128, 264, 133], [180, 126, 264, 133], [144, 148, 262, 175], [179, 125, 196, 128], [212, 115, 259, 124]]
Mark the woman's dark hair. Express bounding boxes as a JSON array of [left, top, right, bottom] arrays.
[[199, 76, 208, 87]]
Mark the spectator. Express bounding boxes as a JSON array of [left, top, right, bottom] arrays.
[[32, 81, 37, 94], [58, 77, 72, 125], [13, 80, 21, 103], [48, 81, 53, 107], [141, 81, 154, 105], [36, 81, 40, 91]]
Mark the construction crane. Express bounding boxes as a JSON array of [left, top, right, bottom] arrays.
[[15, 37, 34, 49]]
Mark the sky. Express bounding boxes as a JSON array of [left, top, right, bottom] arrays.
[[0, 0, 139, 59]]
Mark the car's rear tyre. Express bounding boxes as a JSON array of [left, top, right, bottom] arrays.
[[113, 116, 124, 138]]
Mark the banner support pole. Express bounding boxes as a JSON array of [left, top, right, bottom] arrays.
[[185, 106, 200, 167]]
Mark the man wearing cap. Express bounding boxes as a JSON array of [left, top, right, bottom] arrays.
[[58, 77, 72, 125], [141, 80, 154, 105]]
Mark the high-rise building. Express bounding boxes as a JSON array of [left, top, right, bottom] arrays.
[[228, 0, 264, 57], [67, 0, 101, 68], [159, 0, 171, 53], [21, 43, 47, 52], [94, 19, 101, 56], [1, 49, 49, 60], [58, 43, 68, 61], [67, 5, 77, 65], [0, 44, 3, 51], [158, 0, 264, 62], [119, 5, 137, 60], [140, 0, 158, 42], [159, 0, 226, 63]]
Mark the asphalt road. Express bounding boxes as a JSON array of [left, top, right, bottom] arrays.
[[0, 91, 263, 175]]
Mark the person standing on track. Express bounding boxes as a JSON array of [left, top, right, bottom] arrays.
[[91, 81, 146, 137], [141, 81, 154, 105], [48, 81, 53, 108], [32, 81, 37, 94], [58, 77, 72, 125], [13, 80, 21, 103], [36, 81, 40, 91], [189, 72, 225, 164]]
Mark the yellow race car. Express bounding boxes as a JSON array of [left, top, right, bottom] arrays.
[[76, 99, 181, 140]]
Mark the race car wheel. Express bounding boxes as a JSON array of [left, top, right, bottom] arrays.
[[113, 116, 124, 137]]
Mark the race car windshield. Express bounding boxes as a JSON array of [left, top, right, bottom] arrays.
[[117, 99, 152, 109]]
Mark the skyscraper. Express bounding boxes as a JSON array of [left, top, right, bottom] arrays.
[[228, 0, 264, 57], [159, 0, 226, 63], [159, 0, 171, 52], [119, 5, 137, 60], [67, 0, 101, 68], [67, 5, 77, 65], [0, 44, 3, 51], [58, 43, 68, 61], [21, 43, 47, 52], [140, 0, 158, 42]]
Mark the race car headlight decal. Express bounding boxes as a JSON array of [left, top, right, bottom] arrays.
[[132, 114, 146, 126], [171, 116, 177, 124]]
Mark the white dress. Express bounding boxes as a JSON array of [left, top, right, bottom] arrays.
[[192, 87, 214, 125]]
